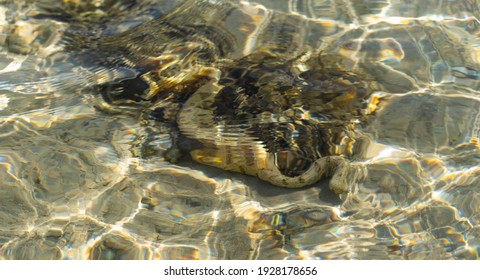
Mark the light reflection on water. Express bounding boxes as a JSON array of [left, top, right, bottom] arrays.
[[0, 0, 479, 259]]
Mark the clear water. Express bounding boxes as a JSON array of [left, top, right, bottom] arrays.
[[0, 0, 479, 259]]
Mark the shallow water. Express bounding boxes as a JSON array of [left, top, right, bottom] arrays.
[[0, 0, 479, 260]]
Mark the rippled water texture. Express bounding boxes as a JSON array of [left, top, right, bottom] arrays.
[[0, 0, 479, 259]]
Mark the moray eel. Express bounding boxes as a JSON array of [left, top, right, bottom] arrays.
[[61, 0, 380, 191], [175, 52, 378, 191]]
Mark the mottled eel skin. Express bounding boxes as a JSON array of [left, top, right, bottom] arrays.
[[176, 52, 376, 191], [64, 0, 379, 191]]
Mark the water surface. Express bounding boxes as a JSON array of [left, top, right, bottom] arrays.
[[0, 0, 479, 259]]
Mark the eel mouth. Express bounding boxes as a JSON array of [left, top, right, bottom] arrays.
[[271, 150, 314, 177]]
